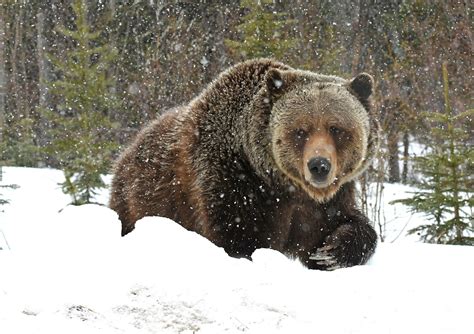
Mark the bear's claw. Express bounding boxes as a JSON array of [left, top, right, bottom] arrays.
[[309, 249, 342, 271]]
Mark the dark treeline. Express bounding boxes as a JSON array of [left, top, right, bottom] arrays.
[[0, 0, 472, 184]]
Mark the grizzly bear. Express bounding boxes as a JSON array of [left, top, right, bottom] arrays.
[[110, 59, 379, 270]]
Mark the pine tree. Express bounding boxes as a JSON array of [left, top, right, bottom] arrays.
[[42, 0, 118, 205], [393, 63, 474, 245], [1, 117, 40, 167], [226, 0, 295, 60], [0, 167, 18, 208], [0, 166, 8, 206]]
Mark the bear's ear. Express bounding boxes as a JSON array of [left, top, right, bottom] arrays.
[[265, 68, 296, 97], [348, 73, 374, 101]]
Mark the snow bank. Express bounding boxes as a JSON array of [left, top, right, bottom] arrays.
[[1, 167, 473, 334]]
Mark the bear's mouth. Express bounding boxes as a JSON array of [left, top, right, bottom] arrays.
[[298, 174, 340, 202], [309, 179, 333, 189], [305, 176, 338, 190], [275, 165, 340, 203]]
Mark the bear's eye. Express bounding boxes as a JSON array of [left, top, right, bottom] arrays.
[[329, 126, 341, 135], [295, 128, 308, 140], [329, 126, 352, 144]]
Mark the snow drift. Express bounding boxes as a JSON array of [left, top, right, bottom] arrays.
[[1, 167, 473, 334]]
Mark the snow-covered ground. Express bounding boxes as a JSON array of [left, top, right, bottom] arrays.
[[1, 167, 473, 334]]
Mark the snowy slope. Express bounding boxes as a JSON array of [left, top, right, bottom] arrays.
[[1, 167, 473, 334]]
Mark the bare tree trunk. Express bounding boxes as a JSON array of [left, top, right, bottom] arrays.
[[401, 131, 409, 184], [11, 5, 22, 120], [0, 4, 6, 148], [109, 0, 115, 13], [354, 0, 371, 73], [36, 9, 47, 111], [373, 150, 387, 242], [35, 5, 50, 163], [387, 126, 400, 183]]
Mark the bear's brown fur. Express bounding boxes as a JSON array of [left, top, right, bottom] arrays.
[[109, 59, 379, 270]]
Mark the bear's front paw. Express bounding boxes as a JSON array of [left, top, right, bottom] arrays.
[[309, 223, 375, 271], [309, 243, 344, 271]]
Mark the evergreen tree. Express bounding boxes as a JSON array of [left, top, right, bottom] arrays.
[[0, 166, 8, 207], [0, 167, 18, 208], [393, 63, 474, 245], [42, 0, 118, 205], [226, 0, 295, 60], [1, 117, 40, 167]]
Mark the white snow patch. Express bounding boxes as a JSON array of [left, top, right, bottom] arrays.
[[1, 167, 473, 333], [273, 79, 283, 89]]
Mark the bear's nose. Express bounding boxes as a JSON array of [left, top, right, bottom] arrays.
[[307, 157, 331, 181]]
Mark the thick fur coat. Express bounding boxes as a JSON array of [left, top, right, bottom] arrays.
[[110, 59, 379, 270]]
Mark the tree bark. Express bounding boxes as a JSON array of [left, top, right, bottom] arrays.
[[401, 131, 409, 184], [387, 126, 400, 183], [36, 9, 47, 111], [0, 4, 6, 148]]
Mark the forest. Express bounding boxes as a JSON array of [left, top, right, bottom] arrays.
[[0, 0, 472, 244]]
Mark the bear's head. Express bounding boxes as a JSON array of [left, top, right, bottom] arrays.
[[262, 68, 379, 202]]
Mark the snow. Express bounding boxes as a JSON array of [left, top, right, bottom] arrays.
[[273, 79, 283, 88], [1, 167, 473, 334], [362, 182, 429, 243]]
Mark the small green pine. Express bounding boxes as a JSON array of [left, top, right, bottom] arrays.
[[392, 63, 474, 245], [225, 0, 296, 59], [41, 0, 119, 205]]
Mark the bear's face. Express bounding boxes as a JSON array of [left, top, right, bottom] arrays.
[[266, 69, 374, 202]]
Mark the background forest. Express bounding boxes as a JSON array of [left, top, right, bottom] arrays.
[[0, 0, 472, 243]]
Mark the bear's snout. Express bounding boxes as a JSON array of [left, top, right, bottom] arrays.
[[302, 130, 337, 189], [307, 157, 331, 182]]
